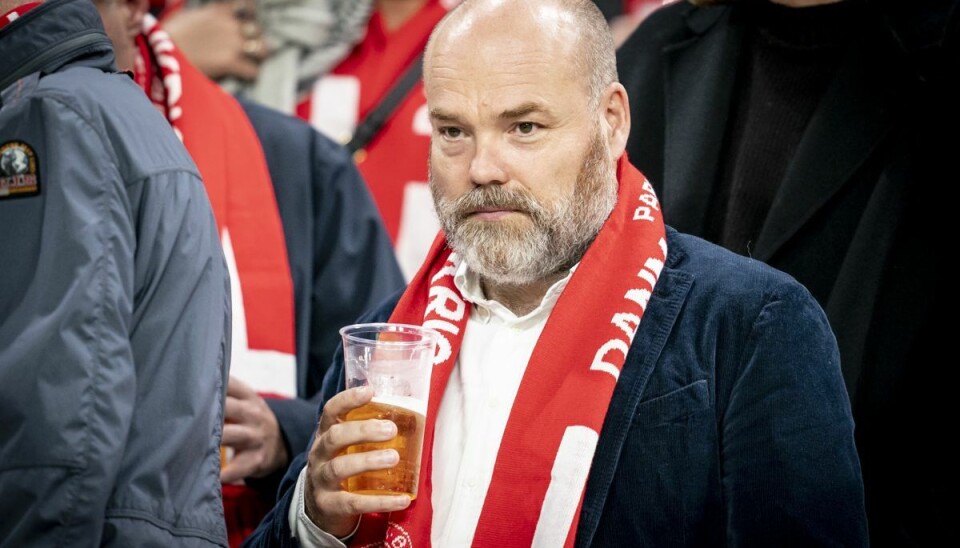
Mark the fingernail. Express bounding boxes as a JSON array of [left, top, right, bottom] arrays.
[[356, 386, 372, 397], [392, 496, 412, 509], [372, 450, 398, 465], [378, 420, 397, 436]]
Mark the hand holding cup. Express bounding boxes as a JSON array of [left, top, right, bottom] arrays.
[[303, 323, 438, 537], [303, 386, 412, 538]]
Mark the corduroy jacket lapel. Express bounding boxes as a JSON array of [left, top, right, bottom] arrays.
[[574, 246, 693, 548]]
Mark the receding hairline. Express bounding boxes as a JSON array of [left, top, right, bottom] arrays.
[[424, 0, 618, 103]]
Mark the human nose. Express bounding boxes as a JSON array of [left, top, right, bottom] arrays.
[[468, 136, 508, 186]]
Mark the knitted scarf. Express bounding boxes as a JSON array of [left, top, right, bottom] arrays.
[[182, 0, 374, 113]]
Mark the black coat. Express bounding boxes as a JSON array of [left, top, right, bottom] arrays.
[[618, 1, 958, 545]]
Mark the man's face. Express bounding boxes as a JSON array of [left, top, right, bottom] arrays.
[[426, 17, 617, 285], [95, 0, 144, 73]]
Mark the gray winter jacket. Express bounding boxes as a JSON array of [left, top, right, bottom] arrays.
[[0, 0, 230, 546]]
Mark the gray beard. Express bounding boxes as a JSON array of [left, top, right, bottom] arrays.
[[431, 133, 617, 286]]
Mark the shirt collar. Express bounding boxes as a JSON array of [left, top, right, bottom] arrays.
[[452, 256, 576, 326]]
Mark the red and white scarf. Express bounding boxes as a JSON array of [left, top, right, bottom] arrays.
[[0, 1, 40, 31], [135, 16, 185, 141], [135, 16, 297, 547], [352, 155, 667, 547]]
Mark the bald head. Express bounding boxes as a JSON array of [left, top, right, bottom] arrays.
[[425, 0, 617, 106]]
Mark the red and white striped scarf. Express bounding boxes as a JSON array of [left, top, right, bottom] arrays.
[[353, 155, 667, 547], [135, 15, 185, 141], [0, 1, 41, 31]]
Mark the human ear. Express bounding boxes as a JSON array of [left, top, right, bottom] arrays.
[[601, 82, 630, 160]]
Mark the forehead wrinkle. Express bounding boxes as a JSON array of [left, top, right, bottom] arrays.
[[430, 47, 560, 87], [427, 48, 555, 95]]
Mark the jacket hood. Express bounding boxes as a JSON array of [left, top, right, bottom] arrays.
[[0, 0, 116, 94]]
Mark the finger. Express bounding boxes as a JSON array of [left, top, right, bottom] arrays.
[[316, 419, 396, 462], [316, 449, 399, 491], [240, 19, 261, 40], [221, 422, 257, 448], [221, 449, 260, 483], [319, 491, 411, 518], [223, 394, 257, 423], [214, 1, 243, 18], [227, 376, 257, 399], [318, 387, 374, 433], [232, 0, 257, 21], [240, 37, 270, 61], [223, 395, 242, 421]]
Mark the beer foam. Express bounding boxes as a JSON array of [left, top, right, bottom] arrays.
[[373, 394, 427, 417]]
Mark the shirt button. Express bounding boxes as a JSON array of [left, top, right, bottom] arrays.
[[466, 477, 478, 489], [487, 398, 499, 409]]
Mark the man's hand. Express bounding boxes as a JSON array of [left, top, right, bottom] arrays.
[[304, 386, 411, 538], [221, 377, 289, 483]]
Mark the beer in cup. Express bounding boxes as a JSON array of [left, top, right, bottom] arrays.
[[339, 323, 439, 499]]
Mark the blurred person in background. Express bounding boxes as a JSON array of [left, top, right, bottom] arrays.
[[1, 0, 229, 545], [162, 0, 372, 113], [292, 0, 458, 279], [166, 0, 460, 279], [618, 0, 959, 544], [596, 0, 674, 46], [93, 0, 404, 544], [162, 0, 271, 83]]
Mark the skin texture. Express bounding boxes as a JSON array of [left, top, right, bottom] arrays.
[[378, 0, 430, 31], [220, 377, 290, 483], [425, 1, 629, 314], [302, 0, 630, 536], [162, 1, 267, 81], [92, 0, 147, 73], [160, 0, 427, 81]]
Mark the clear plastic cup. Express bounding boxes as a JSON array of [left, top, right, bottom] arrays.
[[338, 323, 439, 499]]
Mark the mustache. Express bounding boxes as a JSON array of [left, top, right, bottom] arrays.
[[444, 185, 544, 219]]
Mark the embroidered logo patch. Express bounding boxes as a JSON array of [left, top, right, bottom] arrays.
[[0, 140, 40, 199]]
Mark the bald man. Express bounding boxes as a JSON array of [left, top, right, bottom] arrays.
[[243, 1, 867, 546]]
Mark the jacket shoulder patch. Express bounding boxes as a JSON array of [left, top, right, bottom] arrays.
[[0, 140, 40, 199]]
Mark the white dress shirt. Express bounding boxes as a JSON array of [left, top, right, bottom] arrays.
[[290, 259, 573, 547]]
